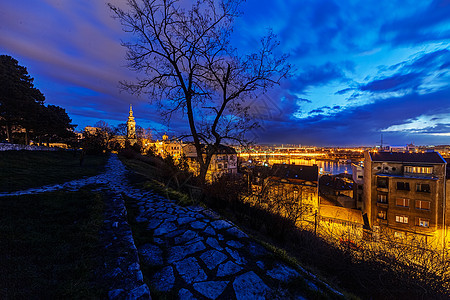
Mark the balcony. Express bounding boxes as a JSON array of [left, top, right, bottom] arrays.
[[376, 187, 389, 193]]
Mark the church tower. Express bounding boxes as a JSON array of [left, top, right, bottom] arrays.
[[127, 104, 136, 139]]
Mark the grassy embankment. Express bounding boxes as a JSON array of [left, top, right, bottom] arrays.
[[0, 150, 108, 192], [0, 151, 108, 298]]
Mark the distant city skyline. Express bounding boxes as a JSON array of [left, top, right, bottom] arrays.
[[1, 0, 449, 146]]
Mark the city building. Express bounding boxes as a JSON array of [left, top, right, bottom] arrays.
[[183, 144, 238, 181], [153, 133, 183, 159], [126, 104, 136, 141], [351, 162, 364, 210], [267, 164, 319, 219], [363, 151, 448, 245], [106, 104, 139, 148], [319, 174, 355, 208], [319, 205, 365, 241]]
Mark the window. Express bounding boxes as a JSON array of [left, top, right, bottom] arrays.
[[218, 163, 222, 169], [415, 200, 431, 210], [377, 178, 388, 188], [395, 215, 409, 224], [377, 194, 387, 203], [377, 210, 387, 220], [396, 182, 410, 191], [396, 198, 409, 207], [416, 183, 431, 193], [418, 218, 429, 228], [224, 162, 228, 169], [404, 166, 433, 174]]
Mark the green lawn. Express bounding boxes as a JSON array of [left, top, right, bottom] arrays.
[[0, 189, 105, 298], [0, 150, 108, 192]]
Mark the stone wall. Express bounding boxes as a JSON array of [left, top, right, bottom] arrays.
[[0, 143, 60, 151]]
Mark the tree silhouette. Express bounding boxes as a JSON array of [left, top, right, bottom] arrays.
[[0, 55, 44, 143], [109, 0, 290, 182], [0, 55, 75, 144]]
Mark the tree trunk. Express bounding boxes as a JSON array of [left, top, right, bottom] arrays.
[[199, 164, 208, 183], [25, 128, 29, 145], [5, 122, 12, 143]]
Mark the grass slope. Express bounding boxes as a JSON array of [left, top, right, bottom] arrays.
[[0, 189, 105, 299], [0, 150, 108, 192]]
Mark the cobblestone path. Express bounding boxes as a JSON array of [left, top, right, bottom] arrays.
[[1, 154, 344, 299]]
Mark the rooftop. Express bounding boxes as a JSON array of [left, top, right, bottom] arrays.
[[369, 151, 446, 164], [271, 164, 318, 182], [320, 205, 364, 225]]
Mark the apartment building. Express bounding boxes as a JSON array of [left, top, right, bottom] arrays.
[[363, 151, 448, 243], [268, 164, 319, 219]]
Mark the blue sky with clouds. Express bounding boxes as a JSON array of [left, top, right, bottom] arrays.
[[1, 0, 449, 146]]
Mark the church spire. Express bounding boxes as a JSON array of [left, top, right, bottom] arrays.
[[127, 104, 136, 139], [129, 104, 134, 118]]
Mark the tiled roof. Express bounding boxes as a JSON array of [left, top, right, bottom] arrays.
[[271, 164, 318, 182], [207, 144, 237, 154], [369, 151, 446, 164]]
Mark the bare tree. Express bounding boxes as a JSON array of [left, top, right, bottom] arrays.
[[109, 0, 290, 182]]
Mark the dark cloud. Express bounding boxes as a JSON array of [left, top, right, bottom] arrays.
[[359, 49, 450, 95], [360, 73, 422, 93], [380, 0, 450, 45], [256, 87, 450, 146], [290, 62, 347, 93], [1, 0, 449, 146], [335, 88, 354, 95], [309, 109, 324, 114]]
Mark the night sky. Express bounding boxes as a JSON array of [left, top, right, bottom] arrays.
[[1, 0, 449, 146]]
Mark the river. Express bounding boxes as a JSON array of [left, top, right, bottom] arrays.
[[246, 157, 354, 175]]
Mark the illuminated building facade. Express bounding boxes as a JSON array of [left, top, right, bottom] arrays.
[[183, 144, 238, 181], [363, 151, 448, 244], [126, 104, 136, 140], [153, 133, 183, 159], [267, 164, 319, 219]]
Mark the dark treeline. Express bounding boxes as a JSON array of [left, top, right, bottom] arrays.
[[0, 55, 76, 145]]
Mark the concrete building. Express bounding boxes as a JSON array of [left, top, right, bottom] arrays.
[[351, 162, 364, 210], [363, 151, 448, 244]]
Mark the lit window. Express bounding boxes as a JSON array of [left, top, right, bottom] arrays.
[[416, 183, 431, 193], [404, 166, 433, 174], [395, 215, 408, 224], [418, 218, 429, 227], [396, 198, 409, 207], [415, 200, 431, 210], [377, 194, 387, 203]]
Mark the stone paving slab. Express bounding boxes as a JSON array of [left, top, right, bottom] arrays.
[[1, 154, 346, 299]]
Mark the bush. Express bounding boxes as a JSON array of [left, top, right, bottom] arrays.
[[119, 148, 137, 159]]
